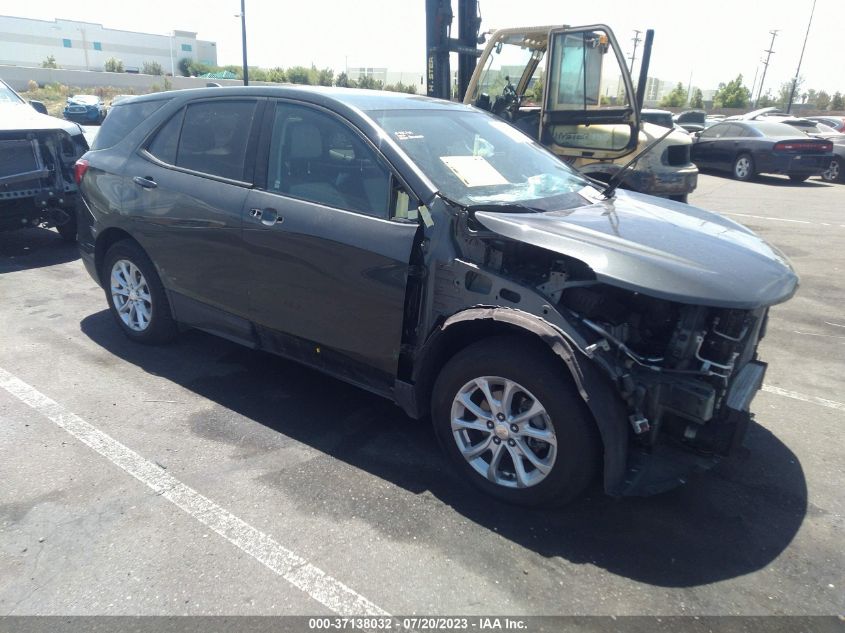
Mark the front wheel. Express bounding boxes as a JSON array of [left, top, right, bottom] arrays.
[[102, 240, 178, 344], [733, 153, 755, 181], [55, 212, 77, 242], [431, 336, 600, 507], [821, 157, 842, 183]]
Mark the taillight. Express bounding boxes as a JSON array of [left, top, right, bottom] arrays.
[[74, 158, 89, 184], [773, 141, 832, 152]]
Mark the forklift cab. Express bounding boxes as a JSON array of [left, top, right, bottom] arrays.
[[466, 25, 639, 162]]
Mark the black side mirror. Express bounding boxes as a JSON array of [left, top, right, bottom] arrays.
[[30, 100, 48, 115]]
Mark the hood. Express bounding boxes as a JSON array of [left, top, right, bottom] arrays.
[[0, 102, 83, 136], [473, 189, 798, 309]]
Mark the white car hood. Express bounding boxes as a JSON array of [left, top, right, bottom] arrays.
[[0, 102, 83, 136]]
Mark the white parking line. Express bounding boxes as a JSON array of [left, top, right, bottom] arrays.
[[720, 211, 845, 228], [762, 384, 845, 412], [0, 366, 389, 617]]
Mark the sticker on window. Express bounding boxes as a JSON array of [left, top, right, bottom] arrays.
[[489, 120, 532, 143], [394, 130, 424, 140], [440, 155, 508, 187]]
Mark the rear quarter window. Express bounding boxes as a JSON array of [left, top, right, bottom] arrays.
[[91, 99, 169, 150]]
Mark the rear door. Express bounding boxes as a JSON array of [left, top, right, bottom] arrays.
[[122, 97, 263, 318], [242, 100, 419, 388], [540, 25, 640, 161]]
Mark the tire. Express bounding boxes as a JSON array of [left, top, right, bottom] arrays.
[[821, 156, 842, 183], [102, 240, 178, 344], [431, 335, 600, 507], [668, 193, 688, 203], [788, 174, 809, 183], [55, 212, 77, 242], [733, 153, 755, 181]]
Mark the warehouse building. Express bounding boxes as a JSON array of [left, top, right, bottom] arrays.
[[0, 14, 216, 73]]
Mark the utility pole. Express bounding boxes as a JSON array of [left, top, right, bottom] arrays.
[[755, 29, 778, 108], [629, 30, 642, 74], [240, 0, 249, 86], [787, 0, 817, 113]]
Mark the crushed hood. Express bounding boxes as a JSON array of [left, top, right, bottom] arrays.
[[0, 103, 83, 136], [473, 189, 798, 308]]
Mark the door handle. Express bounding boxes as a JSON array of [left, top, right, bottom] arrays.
[[133, 176, 157, 189], [250, 207, 282, 226]]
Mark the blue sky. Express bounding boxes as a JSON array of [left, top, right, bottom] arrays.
[[6, 0, 843, 96]]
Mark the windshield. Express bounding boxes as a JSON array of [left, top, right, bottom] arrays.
[[471, 34, 546, 105], [69, 95, 100, 105], [372, 109, 589, 207], [0, 81, 25, 105]]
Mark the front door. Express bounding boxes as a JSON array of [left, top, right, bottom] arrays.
[[243, 100, 418, 388]]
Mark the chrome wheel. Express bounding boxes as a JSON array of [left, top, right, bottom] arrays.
[[110, 259, 152, 332], [734, 156, 752, 180], [822, 157, 840, 182], [450, 376, 557, 489]]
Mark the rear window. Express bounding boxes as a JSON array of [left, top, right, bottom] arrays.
[[91, 99, 168, 150], [749, 121, 807, 137]]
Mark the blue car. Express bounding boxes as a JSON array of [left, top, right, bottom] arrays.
[[63, 94, 107, 125]]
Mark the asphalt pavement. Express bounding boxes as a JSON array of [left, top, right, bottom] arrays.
[[0, 173, 842, 619]]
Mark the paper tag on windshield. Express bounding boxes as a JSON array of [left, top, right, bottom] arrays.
[[578, 185, 606, 204], [440, 155, 508, 187]]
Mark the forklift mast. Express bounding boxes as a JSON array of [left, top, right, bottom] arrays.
[[426, 0, 482, 100]]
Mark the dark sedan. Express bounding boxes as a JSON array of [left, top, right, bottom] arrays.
[[692, 120, 833, 182]]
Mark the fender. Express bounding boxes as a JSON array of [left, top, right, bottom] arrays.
[[395, 306, 630, 496]]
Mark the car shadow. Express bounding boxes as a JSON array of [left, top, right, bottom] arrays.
[[80, 310, 807, 588], [0, 227, 79, 273]]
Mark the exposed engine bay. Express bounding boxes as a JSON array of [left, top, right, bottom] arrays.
[[459, 229, 769, 462], [0, 129, 85, 232]]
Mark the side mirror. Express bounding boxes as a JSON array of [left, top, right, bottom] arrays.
[[30, 100, 48, 115], [694, 131, 702, 140]]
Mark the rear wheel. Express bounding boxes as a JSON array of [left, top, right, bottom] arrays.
[[733, 153, 755, 181], [788, 174, 809, 183], [668, 193, 688, 203], [102, 240, 178, 344], [431, 336, 600, 507], [821, 156, 842, 183]]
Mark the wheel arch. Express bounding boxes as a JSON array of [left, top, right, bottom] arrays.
[[399, 307, 630, 496], [94, 227, 137, 284]]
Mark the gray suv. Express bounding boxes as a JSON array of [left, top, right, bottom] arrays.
[[75, 87, 798, 506]]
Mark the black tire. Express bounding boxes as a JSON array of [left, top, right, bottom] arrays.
[[668, 193, 688, 203], [733, 153, 756, 182], [788, 174, 809, 183], [102, 240, 178, 344], [431, 335, 600, 507], [821, 157, 842, 183], [55, 212, 77, 242]]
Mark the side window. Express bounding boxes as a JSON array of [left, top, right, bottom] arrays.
[[265, 102, 392, 218], [175, 100, 258, 181], [147, 109, 183, 164]]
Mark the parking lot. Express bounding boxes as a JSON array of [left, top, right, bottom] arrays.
[[0, 173, 843, 618]]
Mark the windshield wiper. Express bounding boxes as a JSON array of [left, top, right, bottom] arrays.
[[600, 126, 676, 199], [436, 193, 543, 214]]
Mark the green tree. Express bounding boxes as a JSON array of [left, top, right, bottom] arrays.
[[178, 57, 192, 77], [142, 61, 163, 75], [286, 66, 312, 84], [832, 92, 844, 111], [757, 91, 776, 107], [689, 88, 704, 109], [315, 67, 334, 86], [713, 75, 750, 108], [41, 55, 58, 69], [104, 57, 124, 73], [335, 72, 351, 88], [356, 74, 383, 90], [660, 82, 687, 107], [816, 90, 831, 109]]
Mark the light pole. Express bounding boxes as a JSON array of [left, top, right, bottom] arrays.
[[786, 0, 817, 114], [239, 0, 249, 85], [755, 30, 778, 108]]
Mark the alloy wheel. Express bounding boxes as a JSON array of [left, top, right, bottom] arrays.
[[110, 259, 153, 332], [449, 376, 557, 489]]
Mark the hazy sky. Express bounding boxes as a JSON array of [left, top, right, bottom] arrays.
[[7, 0, 843, 96]]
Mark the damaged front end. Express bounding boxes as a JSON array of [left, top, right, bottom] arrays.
[[447, 190, 798, 496], [0, 129, 85, 232]]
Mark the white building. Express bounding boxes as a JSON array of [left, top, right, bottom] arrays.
[[0, 14, 217, 74]]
